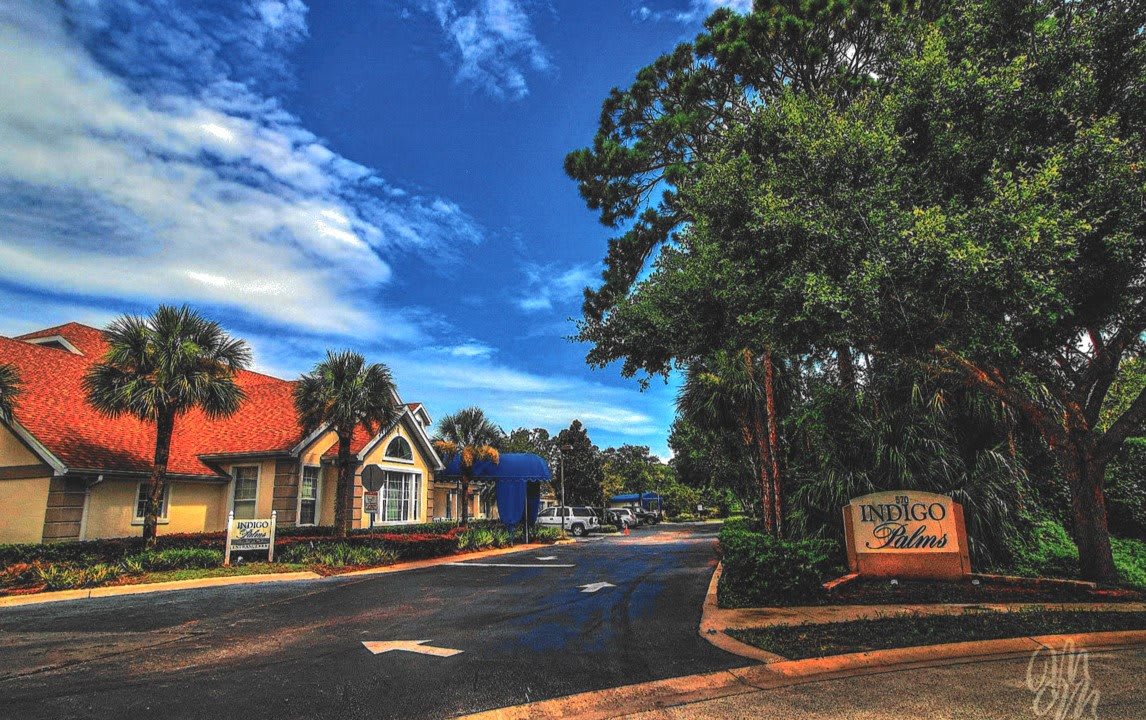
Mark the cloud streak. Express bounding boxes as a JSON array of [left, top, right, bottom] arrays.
[[632, 0, 753, 23], [516, 262, 597, 313], [422, 0, 551, 100], [0, 0, 483, 340]]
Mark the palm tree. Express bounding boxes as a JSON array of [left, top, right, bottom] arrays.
[[294, 351, 400, 537], [84, 306, 251, 545], [0, 363, 21, 422], [433, 407, 501, 526], [678, 349, 784, 536]]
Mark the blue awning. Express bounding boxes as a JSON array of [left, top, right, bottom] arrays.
[[440, 452, 552, 482], [439, 452, 550, 529], [611, 492, 662, 502]]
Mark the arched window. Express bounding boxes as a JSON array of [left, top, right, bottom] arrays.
[[385, 436, 413, 461]]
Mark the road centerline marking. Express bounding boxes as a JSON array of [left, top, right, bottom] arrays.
[[445, 562, 575, 568]]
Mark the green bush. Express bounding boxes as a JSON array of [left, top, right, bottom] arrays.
[[1006, 519, 1081, 579], [717, 520, 844, 608], [126, 548, 223, 571], [276, 542, 397, 567], [32, 562, 123, 590], [457, 527, 496, 551], [1106, 438, 1146, 540], [1005, 519, 1145, 589], [1112, 537, 1146, 589], [532, 528, 561, 543]]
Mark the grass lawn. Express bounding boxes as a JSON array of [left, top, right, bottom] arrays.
[[727, 610, 1146, 660]]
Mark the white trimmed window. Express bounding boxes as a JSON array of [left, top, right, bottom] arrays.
[[299, 466, 320, 526], [378, 471, 420, 524], [231, 466, 259, 519], [134, 483, 169, 521], [384, 436, 413, 461]]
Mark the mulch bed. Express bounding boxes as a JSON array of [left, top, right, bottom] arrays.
[[821, 577, 1143, 605], [728, 610, 1146, 659]]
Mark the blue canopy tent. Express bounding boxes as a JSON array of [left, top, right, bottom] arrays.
[[609, 491, 664, 514], [439, 453, 552, 534]]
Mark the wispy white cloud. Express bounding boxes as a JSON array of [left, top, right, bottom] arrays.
[[421, 0, 551, 100], [0, 0, 483, 341], [516, 262, 596, 313], [437, 340, 497, 358], [632, 0, 752, 23]]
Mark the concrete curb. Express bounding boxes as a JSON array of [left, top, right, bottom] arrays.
[[0, 542, 554, 609], [458, 630, 1146, 720], [698, 562, 786, 663], [0, 571, 322, 608]]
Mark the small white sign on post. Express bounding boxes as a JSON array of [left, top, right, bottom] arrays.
[[224, 510, 277, 565], [363, 491, 380, 517]]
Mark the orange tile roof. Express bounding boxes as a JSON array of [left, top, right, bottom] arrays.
[[1, 323, 312, 478]]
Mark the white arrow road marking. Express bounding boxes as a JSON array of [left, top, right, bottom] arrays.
[[536, 556, 557, 561], [445, 562, 574, 568], [579, 582, 616, 593], [362, 640, 463, 657]]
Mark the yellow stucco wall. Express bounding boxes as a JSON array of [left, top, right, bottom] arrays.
[[356, 420, 433, 528], [0, 423, 52, 543], [0, 476, 51, 543], [0, 422, 41, 466], [84, 477, 230, 539]]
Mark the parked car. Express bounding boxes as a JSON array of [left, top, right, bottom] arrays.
[[634, 507, 662, 525], [608, 508, 638, 528], [536, 506, 601, 536]]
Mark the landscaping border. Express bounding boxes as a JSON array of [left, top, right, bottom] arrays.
[[0, 542, 551, 608]]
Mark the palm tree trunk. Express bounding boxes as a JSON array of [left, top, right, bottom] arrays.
[[144, 411, 175, 547], [460, 470, 471, 527], [334, 431, 354, 538], [763, 348, 784, 537]]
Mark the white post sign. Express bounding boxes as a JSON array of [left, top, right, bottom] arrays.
[[224, 510, 277, 565], [363, 491, 380, 518]]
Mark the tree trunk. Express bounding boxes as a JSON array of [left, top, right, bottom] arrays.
[[763, 348, 784, 537], [334, 431, 354, 538], [837, 344, 856, 390], [1055, 439, 1118, 584], [460, 470, 471, 527], [144, 411, 175, 547]]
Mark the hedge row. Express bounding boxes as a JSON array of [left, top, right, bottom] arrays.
[[717, 518, 845, 608], [0, 519, 538, 567]]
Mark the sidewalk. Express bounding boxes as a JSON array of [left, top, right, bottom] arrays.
[[461, 636, 1146, 720], [0, 542, 552, 609]]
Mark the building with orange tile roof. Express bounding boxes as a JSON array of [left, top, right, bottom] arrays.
[[0, 323, 453, 543]]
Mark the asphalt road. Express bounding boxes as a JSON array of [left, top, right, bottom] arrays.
[[0, 524, 746, 719]]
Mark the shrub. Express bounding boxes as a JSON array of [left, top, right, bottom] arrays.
[[458, 527, 496, 551], [532, 528, 561, 543], [1111, 537, 1146, 590], [126, 548, 223, 571], [1005, 519, 1080, 579], [717, 521, 844, 608], [32, 562, 122, 590], [1106, 438, 1146, 540], [276, 542, 398, 567]]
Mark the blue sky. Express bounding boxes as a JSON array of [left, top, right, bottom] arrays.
[[0, 0, 750, 459]]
